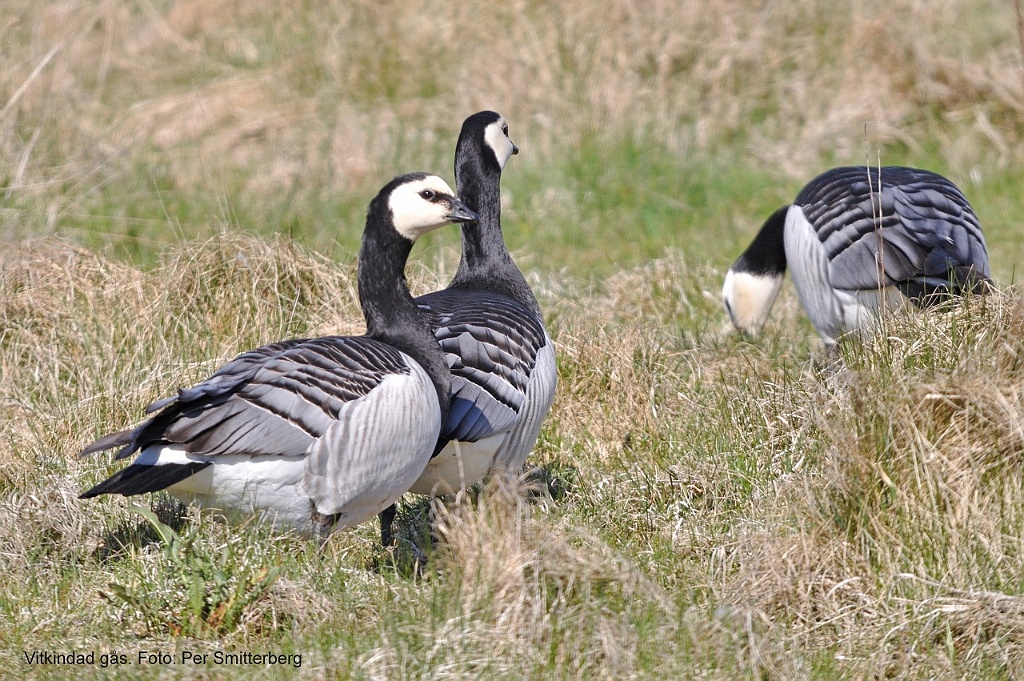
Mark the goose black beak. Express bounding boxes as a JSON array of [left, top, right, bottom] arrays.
[[447, 198, 479, 224]]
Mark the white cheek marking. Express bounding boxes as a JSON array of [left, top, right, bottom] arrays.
[[722, 269, 785, 334], [389, 176, 458, 240], [484, 121, 513, 169]]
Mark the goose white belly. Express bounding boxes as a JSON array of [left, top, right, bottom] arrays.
[[406, 433, 506, 496], [834, 286, 913, 338], [139, 446, 313, 529]]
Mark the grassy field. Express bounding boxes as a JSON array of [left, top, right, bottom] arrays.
[[3, 1, 1024, 679]]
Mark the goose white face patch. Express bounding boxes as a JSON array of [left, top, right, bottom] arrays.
[[389, 175, 460, 240], [722, 268, 785, 334], [484, 117, 517, 170]]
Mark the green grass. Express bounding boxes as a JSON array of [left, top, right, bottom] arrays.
[[13, 134, 1020, 287]]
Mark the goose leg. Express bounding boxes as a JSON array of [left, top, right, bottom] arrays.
[[379, 503, 397, 547]]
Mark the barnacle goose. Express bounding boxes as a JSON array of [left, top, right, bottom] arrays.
[[722, 166, 991, 348], [79, 173, 478, 544], [398, 111, 557, 509]]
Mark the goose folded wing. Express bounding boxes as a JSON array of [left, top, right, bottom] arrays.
[[810, 171, 989, 293], [814, 187, 907, 291], [84, 337, 407, 461], [825, 183, 989, 292], [417, 290, 548, 443], [894, 183, 990, 283]]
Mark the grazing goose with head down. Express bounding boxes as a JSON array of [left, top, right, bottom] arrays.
[[79, 173, 478, 544], [378, 112, 557, 540], [722, 165, 991, 349]]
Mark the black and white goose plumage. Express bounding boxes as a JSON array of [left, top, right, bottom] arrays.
[[722, 166, 991, 348], [405, 111, 557, 499], [79, 173, 478, 542]]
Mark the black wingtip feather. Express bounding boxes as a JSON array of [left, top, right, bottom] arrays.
[[79, 428, 135, 458], [79, 461, 211, 498], [899, 268, 993, 307]]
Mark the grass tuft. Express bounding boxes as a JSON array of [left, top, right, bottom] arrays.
[[101, 507, 282, 638]]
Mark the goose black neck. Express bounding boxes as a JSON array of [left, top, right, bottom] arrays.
[[735, 205, 789, 276], [448, 137, 541, 317], [358, 202, 451, 421]]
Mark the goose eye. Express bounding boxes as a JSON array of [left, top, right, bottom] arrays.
[[419, 189, 436, 200]]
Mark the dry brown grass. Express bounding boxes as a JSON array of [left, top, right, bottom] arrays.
[[361, 478, 674, 679], [1, 0, 1021, 210], [711, 292, 1024, 677]]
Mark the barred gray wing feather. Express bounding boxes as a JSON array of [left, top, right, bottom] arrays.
[[83, 337, 411, 461], [491, 335, 558, 472], [304, 362, 440, 519], [797, 166, 989, 294], [143, 339, 308, 414], [417, 289, 548, 443]]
